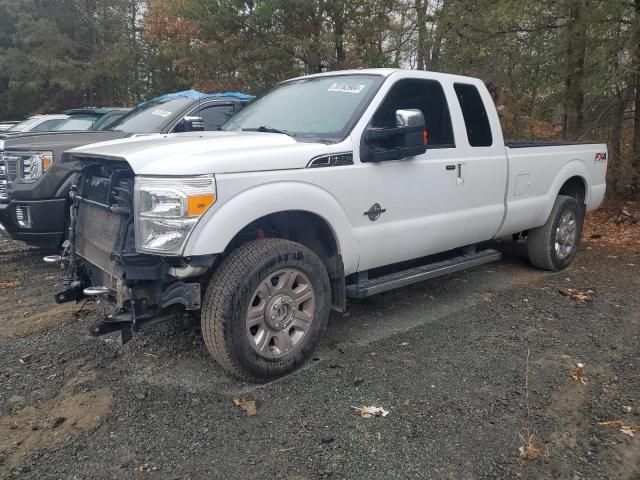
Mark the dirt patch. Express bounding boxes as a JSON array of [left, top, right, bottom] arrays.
[[0, 302, 87, 338], [544, 355, 601, 450], [0, 373, 112, 475], [583, 199, 640, 251], [0, 239, 638, 479]]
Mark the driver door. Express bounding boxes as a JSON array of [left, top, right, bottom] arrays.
[[353, 77, 470, 271]]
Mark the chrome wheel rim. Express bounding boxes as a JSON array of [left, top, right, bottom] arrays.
[[245, 268, 316, 359], [555, 210, 577, 260]]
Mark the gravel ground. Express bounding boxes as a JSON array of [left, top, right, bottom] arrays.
[[0, 235, 638, 479]]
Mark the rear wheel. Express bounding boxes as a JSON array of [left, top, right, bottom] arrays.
[[527, 195, 584, 271], [201, 239, 331, 380]]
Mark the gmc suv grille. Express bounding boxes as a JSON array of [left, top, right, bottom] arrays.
[[0, 163, 6, 201], [0, 154, 19, 201]]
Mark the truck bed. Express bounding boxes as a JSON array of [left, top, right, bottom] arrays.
[[496, 141, 608, 238]]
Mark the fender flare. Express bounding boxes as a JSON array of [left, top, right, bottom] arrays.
[[183, 181, 359, 274], [538, 159, 591, 227]]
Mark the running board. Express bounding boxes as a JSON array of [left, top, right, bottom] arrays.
[[346, 249, 502, 299]]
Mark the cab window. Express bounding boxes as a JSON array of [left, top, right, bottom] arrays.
[[34, 119, 65, 131], [198, 104, 236, 130], [371, 78, 455, 148]]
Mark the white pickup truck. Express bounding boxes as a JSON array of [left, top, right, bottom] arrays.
[[54, 69, 607, 380]]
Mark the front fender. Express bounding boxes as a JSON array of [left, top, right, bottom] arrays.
[[183, 181, 359, 274]]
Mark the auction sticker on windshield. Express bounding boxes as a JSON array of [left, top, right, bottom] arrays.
[[328, 83, 366, 94], [151, 109, 172, 117]]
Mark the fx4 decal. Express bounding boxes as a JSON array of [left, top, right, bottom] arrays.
[[595, 152, 607, 163]]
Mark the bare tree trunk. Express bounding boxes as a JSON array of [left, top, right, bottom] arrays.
[[130, 0, 140, 103], [563, 0, 587, 140], [415, 0, 426, 70], [335, 19, 346, 68], [611, 90, 628, 194], [307, 10, 324, 73], [632, 0, 640, 194], [331, 0, 346, 69], [430, 0, 446, 70]]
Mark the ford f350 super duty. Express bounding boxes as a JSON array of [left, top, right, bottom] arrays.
[[50, 69, 607, 380]]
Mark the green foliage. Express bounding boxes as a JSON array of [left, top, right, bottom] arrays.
[[0, 0, 638, 194], [0, 0, 186, 119]]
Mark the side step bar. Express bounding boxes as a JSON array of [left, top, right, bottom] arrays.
[[346, 249, 502, 299]]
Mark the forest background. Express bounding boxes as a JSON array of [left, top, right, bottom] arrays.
[[0, 0, 638, 196]]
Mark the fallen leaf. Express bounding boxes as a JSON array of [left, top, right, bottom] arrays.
[[559, 288, 590, 303], [403, 399, 411, 407], [597, 420, 625, 427], [598, 419, 636, 437], [620, 426, 635, 437], [570, 366, 587, 384], [352, 405, 389, 418], [234, 396, 259, 416], [0, 280, 20, 289]]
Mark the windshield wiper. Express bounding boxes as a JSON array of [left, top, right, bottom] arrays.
[[242, 126, 295, 137]]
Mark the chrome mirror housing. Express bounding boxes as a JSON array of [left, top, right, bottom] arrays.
[[395, 109, 425, 128]]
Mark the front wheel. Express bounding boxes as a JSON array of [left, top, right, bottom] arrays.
[[527, 195, 584, 271], [201, 239, 331, 380]]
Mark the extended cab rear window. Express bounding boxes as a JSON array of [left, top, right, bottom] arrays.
[[454, 83, 493, 147]]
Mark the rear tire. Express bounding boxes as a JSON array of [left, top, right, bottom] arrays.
[[527, 195, 584, 271], [201, 239, 331, 381]]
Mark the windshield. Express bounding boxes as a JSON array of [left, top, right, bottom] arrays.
[[222, 74, 384, 141], [53, 115, 98, 131], [109, 97, 193, 133], [9, 117, 42, 132], [92, 111, 129, 131]]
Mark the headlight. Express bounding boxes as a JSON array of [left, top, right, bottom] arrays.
[[134, 175, 216, 255], [4, 151, 54, 183], [3, 151, 53, 183]]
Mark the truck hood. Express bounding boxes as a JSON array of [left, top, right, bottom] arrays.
[[0, 130, 129, 153], [64, 131, 331, 175]]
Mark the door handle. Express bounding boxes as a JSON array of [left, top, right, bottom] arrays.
[[445, 165, 456, 171], [456, 163, 465, 186]]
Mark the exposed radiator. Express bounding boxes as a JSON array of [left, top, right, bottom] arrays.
[[75, 201, 123, 274]]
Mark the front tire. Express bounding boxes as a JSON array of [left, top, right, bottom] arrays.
[[201, 239, 331, 380], [527, 195, 584, 271]]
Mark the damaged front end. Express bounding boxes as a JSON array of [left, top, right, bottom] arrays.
[[49, 158, 214, 342]]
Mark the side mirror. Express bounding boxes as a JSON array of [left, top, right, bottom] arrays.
[[361, 109, 427, 162], [182, 115, 205, 132]]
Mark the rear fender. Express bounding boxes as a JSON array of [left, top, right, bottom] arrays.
[[498, 159, 593, 237], [543, 159, 592, 220]]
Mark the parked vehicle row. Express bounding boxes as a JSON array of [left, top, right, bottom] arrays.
[[0, 121, 20, 131], [1, 70, 607, 381], [0, 107, 131, 136], [0, 91, 252, 247]]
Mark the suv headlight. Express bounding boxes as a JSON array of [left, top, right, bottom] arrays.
[[134, 175, 216, 255], [3, 151, 54, 183]]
